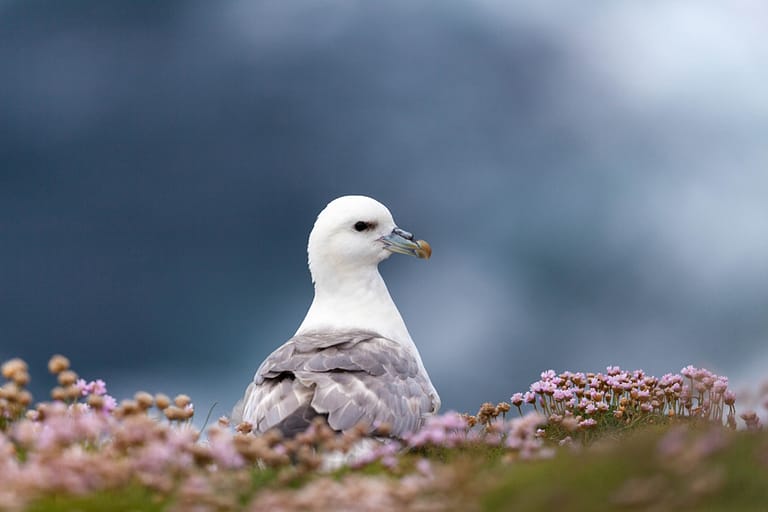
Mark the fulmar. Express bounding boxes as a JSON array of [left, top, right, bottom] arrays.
[[233, 195, 440, 437]]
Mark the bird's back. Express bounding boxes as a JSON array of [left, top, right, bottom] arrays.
[[233, 331, 439, 437]]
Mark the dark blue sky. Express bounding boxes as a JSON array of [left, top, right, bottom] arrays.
[[2, 0, 767, 417]]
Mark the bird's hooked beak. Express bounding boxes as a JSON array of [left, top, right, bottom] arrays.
[[380, 227, 432, 259]]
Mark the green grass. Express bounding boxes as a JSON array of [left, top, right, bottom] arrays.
[[482, 428, 768, 511], [26, 486, 167, 512]]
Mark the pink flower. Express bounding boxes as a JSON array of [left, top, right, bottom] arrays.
[[510, 393, 524, 406], [712, 378, 729, 395], [134, 440, 175, 473], [102, 395, 117, 412], [75, 379, 89, 396], [91, 379, 107, 396], [681, 365, 696, 378], [209, 438, 244, 469], [539, 381, 556, 395], [540, 369, 556, 381]]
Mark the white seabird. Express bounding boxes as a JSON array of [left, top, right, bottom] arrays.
[[233, 195, 440, 437]]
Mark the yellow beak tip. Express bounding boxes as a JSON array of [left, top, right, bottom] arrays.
[[416, 239, 432, 260]]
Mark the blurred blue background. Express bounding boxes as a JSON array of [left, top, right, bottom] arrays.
[[2, 0, 767, 418]]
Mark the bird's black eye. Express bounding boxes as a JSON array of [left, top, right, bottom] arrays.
[[354, 221, 368, 232]]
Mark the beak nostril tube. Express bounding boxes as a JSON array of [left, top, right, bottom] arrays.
[[393, 227, 414, 241]]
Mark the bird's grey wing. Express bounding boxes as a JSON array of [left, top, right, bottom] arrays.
[[235, 332, 436, 437], [298, 335, 437, 437], [235, 340, 316, 433]]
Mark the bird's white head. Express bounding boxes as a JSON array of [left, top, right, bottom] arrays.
[[307, 195, 430, 286]]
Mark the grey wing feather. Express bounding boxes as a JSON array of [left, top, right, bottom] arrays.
[[234, 330, 438, 437]]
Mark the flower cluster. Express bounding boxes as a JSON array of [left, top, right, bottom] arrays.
[[503, 366, 739, 438], [0, 355, 760, 511], [349, 411, 551, 469], [0, 356, 269, 510]]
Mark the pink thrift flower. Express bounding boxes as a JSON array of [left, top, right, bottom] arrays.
[[102, 395, 117, 412], [712, 378, 728, 395], [540, 369, 556, 381], [91, 379, 107, 396], [134, 440, 175, 473], [75, 379, 90, 396], [436, 411, 469, 430], [209, 438, 244, 469], [681, 365, 696, 378]]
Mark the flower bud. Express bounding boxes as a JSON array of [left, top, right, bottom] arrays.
[[154, 393, 171, 410], [58, 370, 78, 387], [51, 386, 67, 401], [88, 394, 104, 409], [164, 405, 185, 421], [236, 421, 253, 434], [134, 391, 154, 409], [1, 358, 27, 380], [48, 355, 71, 374], [120, 399, 139, 415], [17, 389, 33, 406], [12, 370, 30, 387], [65, 385, 81, 401]]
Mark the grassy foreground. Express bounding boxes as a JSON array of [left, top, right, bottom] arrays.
[[21, 426, 768, 511], [1, 357, 766, 511]]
